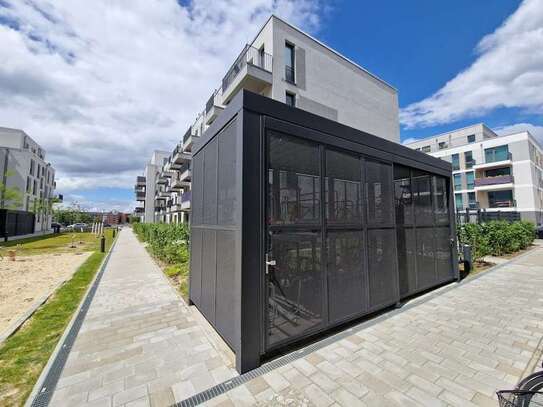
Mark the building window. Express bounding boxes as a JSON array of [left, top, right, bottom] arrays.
[[468, 192, 476, 209], [285, 92, 296, 107], [30, 160, 35, 176], [466, 171, 474, 189], [467, 134, 475, 143], [485, 145, 509, 163], [485, 167, 511, 177], [284, 42, 295, 84], [464, 151, 474, 168], [33, 180, 37, 195], [438, 141, 447, 150], [455, 193, 463, 209], [453, 174, 462, 190], [451, 153, 460, 171], [488, 190, 514, 208], [421, 146, 431, 153], [26, 177, 31, 193]]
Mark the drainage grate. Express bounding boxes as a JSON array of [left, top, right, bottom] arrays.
[[29, 238, 118, 407]]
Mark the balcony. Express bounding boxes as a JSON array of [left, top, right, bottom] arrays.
[[182, 127, 200, 153], [134, 207, 144, 214], [473, 152, 512, 170], [205, 90, 224, 125], [181, 190, 191, 211], [135, 191, 145, 201], [474, 175, 514, 191], [221, 44, 273, 104], [179, 162, 191, 182], [136, 176, 146, 186], [465, 159, 476, 169], [489, 199, 516, 209], [172, 143, 191, 164]]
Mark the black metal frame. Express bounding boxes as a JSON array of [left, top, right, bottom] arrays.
[[190, 90, 458, 374]]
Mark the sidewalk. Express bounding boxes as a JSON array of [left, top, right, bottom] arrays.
[[48, 228, 236, 407], [209, 246, 543, 406]]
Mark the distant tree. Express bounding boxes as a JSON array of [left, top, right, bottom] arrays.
[[0, 170, 22, 210]]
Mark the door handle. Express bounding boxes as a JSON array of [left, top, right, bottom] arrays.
[[265, 254, 276, 275]]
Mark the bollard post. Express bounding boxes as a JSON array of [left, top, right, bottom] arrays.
[[100, 235, 106, 253], [463, 244, 472, 274], [112, 228, 116, 238]]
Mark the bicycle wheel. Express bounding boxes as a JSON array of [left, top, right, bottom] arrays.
[[518, 372, 543, 392]]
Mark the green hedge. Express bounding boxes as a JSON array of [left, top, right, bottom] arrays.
[[458, 220, 535, 260], [132, 223, 189, 264]]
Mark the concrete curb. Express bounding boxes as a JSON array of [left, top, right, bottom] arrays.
[[0, 253, 91, 344], [24, 232, 120, 407]]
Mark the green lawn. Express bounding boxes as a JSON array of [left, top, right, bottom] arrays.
[[0, 231, 106, 257], [0, 229, 115, 406]]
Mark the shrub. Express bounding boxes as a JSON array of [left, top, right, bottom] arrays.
[[458, 220, 535, 260], [132, 223, 190, 264]]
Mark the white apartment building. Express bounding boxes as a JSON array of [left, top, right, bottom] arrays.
[[405, 124, 543, 224], [135, 150, 170, 223], [137, 15, 400, 224], [0, 127, 56, 231]]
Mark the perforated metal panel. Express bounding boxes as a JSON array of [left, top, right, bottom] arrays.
[[218, 121, 238, 226], [215, 230, 237, 347], [397, 227, 417, 297], [366, 161, 393, 227], [367, 229, 398, 308], [416, 228, 436, 289], [326, 231, 365, 322], [203, 138, 218, 225]]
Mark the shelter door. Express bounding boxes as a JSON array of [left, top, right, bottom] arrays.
[[265, 131, 325, 349]]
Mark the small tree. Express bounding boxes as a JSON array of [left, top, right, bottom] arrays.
[[0, 170, 23, 210]]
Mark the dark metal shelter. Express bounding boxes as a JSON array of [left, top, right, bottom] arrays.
[[190, 90, 458, 373]]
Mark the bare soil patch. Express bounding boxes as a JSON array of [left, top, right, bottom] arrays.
[[0, 252, 91, 334]]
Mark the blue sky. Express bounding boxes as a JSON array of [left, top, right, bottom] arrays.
[[1, 0, 541, 211]]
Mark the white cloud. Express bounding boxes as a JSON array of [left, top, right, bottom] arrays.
[[495, 122, 543, 145], [0, 0, 324, 209], [400, 0, 543, 128], [401, 137, 418, 145]]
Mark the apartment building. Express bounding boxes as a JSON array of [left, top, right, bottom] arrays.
[[0, 127, 56, 232], [136, 15, 400, 224], [405, 124, 543, 224], [135, 150, 170, 223]]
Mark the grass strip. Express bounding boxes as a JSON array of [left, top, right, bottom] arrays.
[[0, 230, 114, 406], [0, 232, 103, 256]]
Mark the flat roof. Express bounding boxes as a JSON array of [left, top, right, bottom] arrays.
[[403, 123, 498, 145], [250, 15, 397, 92]]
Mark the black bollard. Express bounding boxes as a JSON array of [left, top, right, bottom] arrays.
[[100, 235, 106, 253], [112, 228, 116, 238]]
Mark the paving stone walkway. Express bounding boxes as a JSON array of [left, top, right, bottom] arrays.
[[49, 229, 236, 407], [48, 230, 543, 407], [209, 246, 543, 407]]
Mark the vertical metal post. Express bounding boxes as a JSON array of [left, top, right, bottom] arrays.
[[100, 235, 105, 253]]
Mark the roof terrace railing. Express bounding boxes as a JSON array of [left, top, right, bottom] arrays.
[[222, 45, 272, 93]]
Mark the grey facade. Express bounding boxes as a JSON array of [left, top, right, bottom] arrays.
[[190, 90, 458, 373]]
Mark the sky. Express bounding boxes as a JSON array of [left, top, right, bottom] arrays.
[[0, 0, 542, 212]]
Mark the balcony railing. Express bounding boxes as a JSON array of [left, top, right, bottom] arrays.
[[474, 175, 514, 187], [183, 128, 191, 145], [222, 45, 273, 93], [465, 160, 476, 169], [485, 151, 512, 164], [136, 176, 146, 185], [285, 66, 295, 84], [489, 199, 516, 208], [181, 190, 191, 203]]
